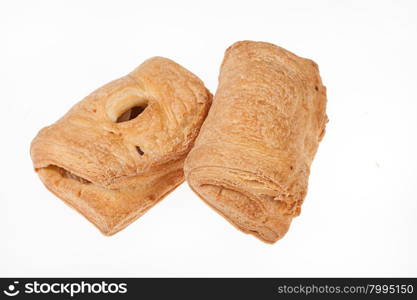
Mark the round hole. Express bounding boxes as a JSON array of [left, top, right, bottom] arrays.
[[116, 104, 148, 123], [105, 87, 149, 123]]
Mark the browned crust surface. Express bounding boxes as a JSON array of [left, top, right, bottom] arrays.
[[184, 41, 328, 243], [31, 57, 212, 235]]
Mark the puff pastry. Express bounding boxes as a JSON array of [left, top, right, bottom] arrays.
[[31, 57, 212, 235], [184, 41, 327, 243]]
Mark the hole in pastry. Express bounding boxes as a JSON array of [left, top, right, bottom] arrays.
[[50, 165, 91, 184], [136, 146, 144, 156], [116, 104, 148, 123], [290, 166, 294, 170], [315, 85, 319, 91]]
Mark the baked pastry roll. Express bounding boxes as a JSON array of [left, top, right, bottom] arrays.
[[31, 57, 212, 235], [184, 41, 327, 243]]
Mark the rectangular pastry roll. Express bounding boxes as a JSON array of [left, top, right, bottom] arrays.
[[31, 57, 212, 235], [184, 41, 328, 243]]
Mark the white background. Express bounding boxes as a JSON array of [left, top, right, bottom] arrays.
[[1, 0, 416, 277]]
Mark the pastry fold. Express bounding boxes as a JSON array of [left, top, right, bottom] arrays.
[[31, 57, 212, 235], [184, 41, 327, 243]]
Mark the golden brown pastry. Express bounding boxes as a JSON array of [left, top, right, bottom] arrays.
[[184, 41, 327, 243], [31, 57, 212, 235]]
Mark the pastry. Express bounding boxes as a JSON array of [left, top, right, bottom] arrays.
[[184, 41, 328, 243], [31, 57, 212, 235]]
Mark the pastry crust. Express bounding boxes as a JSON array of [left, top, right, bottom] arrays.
[[31, 57, 212, 235], [184, 41, 327, 243]]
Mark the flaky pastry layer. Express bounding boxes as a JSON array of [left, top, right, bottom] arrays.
[[184, 41, 327, 243], [31, 57, 212, 235]]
